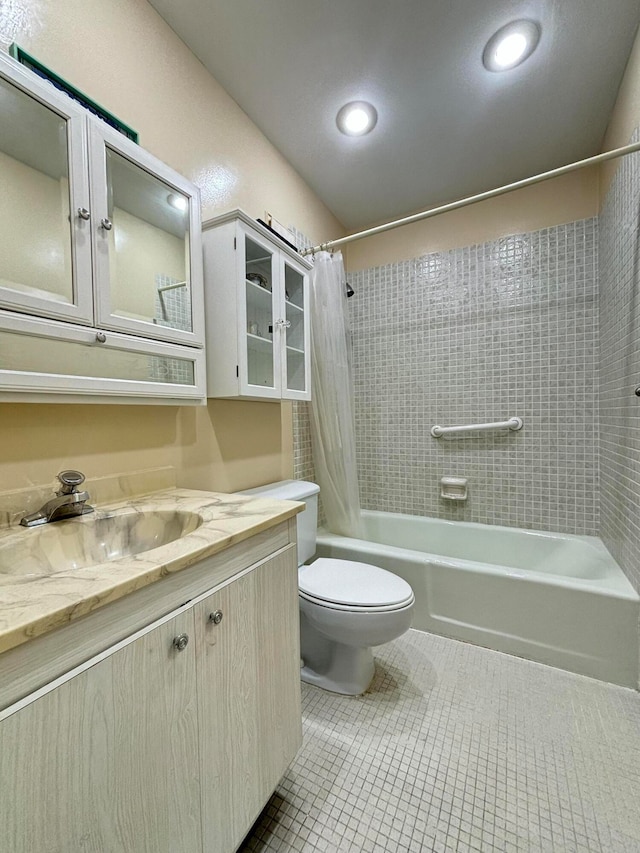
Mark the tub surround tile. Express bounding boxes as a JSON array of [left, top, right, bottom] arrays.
[[599, 126, 640, 644], [292, 219, 599, 536], [0, 488, 301, 655], [346, 219, 599, 535], [293, 401, 315, 482]]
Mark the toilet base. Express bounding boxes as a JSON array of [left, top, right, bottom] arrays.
[[300, 613, 375, 696], [300, 638, 376, 695]]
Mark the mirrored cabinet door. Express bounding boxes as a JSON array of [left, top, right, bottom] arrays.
[[0, 57, 93, 324], [240, 229, 280, 398], [281, 260, 310, 399], [89, 121, 204, 347]]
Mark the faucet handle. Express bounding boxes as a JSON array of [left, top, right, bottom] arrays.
[[56, 470, 86, 495]]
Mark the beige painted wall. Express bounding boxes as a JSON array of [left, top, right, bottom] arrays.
[[344, 167, 599, 271], [0, 0, 343, 494], [601, 24, 640, 195]]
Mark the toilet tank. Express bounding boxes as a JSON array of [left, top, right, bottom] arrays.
[[237, 480, 320, 565]]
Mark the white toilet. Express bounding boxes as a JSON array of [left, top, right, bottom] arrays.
[[239, 480, 414, 695]]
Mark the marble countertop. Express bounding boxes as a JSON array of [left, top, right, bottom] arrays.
[[0, 488, 301, 656]]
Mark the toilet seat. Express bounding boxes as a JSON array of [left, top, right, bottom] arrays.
[[299, 558, 414, 613]]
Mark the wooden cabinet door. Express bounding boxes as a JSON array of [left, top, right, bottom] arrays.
[[196, 546, 302, 852], [0, 610, 201, 853]]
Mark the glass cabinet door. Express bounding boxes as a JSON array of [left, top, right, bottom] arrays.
[[281, 260, 310, 399], [240, 230, 280, 398], [0, 56, 93, 324], [89, 121, 204, 347]]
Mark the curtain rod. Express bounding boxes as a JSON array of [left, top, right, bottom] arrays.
[[301, 139, 640, 256]]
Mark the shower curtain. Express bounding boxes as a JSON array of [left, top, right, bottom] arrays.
[[309, 251, 362, 537]]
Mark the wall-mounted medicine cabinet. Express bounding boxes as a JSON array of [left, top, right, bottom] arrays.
[[0, 51, 205, 404], [202, 210, 312, 401]]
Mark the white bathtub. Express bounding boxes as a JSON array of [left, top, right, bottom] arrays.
[[316, 511, 640, 688]]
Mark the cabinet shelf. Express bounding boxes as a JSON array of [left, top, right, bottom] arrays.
[[247, 332, 273, 349], [286, 345, 305, 355], [285, 299, 303, 312], [246, 279, 272, 298]]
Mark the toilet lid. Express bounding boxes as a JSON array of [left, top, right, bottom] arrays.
[[299, 558, 414, 609]]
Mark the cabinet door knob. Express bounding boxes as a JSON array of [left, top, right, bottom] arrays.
[[101, 217, 113, 231], [209, 610, 223, 625], [95, 332, 107, 343], [77, 207, 91, 221], [172, 633, 190, 651]]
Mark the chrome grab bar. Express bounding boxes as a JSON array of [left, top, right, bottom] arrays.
[[430, 417, 523, 438]]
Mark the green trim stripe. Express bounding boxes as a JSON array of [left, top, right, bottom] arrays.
[[9, 43, 139, 143]]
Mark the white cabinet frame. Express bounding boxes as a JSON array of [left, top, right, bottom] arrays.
[[0, 310, 206, 403], [0, 51, 206, 404], [0, 52, 94, 326], [236, 220, 281, 400], [89, 121, 205, 348], [278, 252, 312, 402]]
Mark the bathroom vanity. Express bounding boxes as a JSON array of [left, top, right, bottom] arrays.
[[0, 486, 302, 853]]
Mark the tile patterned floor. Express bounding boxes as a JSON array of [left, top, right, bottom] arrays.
[[240, 630, 640, 853]]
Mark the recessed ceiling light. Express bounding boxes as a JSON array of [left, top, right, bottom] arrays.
[[336, 101, 378, 136], [483, 20, 540, 72]]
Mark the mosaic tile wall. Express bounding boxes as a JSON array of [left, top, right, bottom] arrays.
[[150, 274, 193, 384], [293, 401, 315, 481], [599, 128, 640, 607], [347, 220, 599, 534], [154, 274, 192, 332], [289, 224, 318, 487]]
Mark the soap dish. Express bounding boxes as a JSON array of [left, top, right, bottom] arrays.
[[440, 476, 468, 501]]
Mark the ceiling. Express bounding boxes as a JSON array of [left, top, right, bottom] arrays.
[[148, 0, 640, 232]]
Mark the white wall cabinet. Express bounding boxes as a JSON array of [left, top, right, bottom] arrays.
[[203, 210, 312, 401], [0, 50, 205, 403], [0, 542, 302, 853]]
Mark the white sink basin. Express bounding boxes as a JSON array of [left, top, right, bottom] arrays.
[[0, 509, 203, 583]]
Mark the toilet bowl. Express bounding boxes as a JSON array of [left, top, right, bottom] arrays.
[[299, 557, 414, 694], [239, 480, 415, 695]]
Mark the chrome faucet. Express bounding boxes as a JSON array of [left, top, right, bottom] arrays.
[[20, 470, 94, 528]]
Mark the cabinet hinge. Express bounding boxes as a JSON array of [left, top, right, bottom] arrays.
[[236, 365, 239, 377], [233, 237, 237, 250]]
